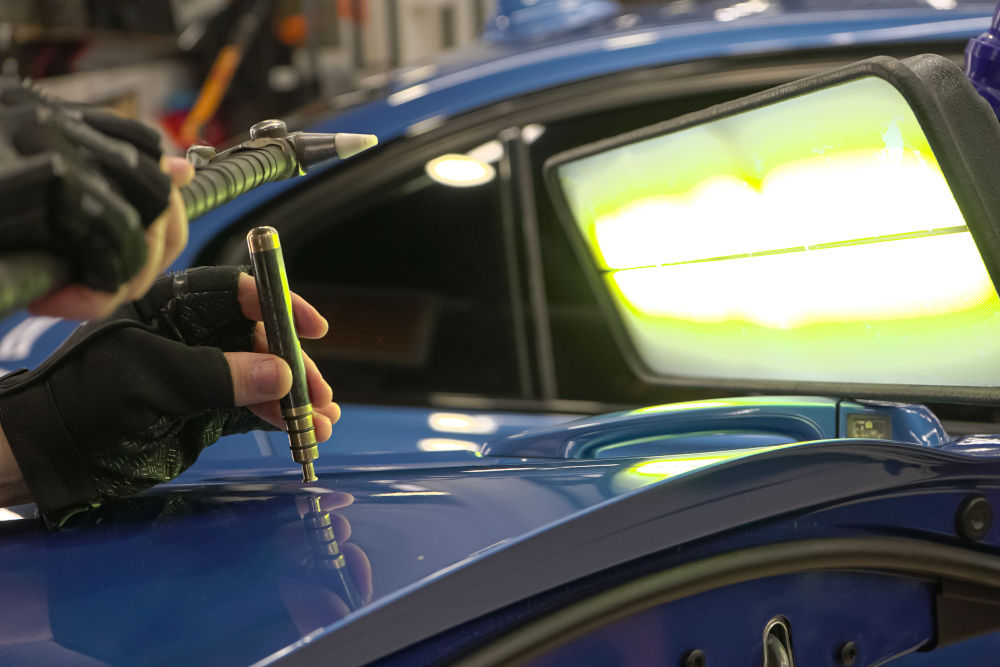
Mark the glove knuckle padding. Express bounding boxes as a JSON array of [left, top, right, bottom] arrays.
[[0, 78, 171, 292], [94, 149, 171, 227], [0, 266, 276, 525], [78, 110, 163, 162]]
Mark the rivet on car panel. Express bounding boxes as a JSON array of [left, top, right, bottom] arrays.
[[683, 649, 706, 667], [957, 495, 993, 541]]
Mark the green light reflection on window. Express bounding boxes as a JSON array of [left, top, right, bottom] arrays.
[[558, 77, 1000, 387]]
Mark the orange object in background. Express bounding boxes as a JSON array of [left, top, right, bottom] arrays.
[[179, 44, 242, 146], [179, 0, 275, 147], [337, 0, 369, 24], [278, 14, 308, 46]]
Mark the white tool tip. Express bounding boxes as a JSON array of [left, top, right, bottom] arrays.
[[336, 133, 379, 159]]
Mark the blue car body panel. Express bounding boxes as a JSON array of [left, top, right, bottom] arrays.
[[482, 396, 952, 458], [4, 4, 1000, 666], [4, 438, 1000, 666]]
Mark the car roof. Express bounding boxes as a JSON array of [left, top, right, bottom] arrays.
[[403, 0, 991, 97], [172, 3, 993, 274]]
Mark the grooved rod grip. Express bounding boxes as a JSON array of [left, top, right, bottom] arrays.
[[182, 144, 290, 220]]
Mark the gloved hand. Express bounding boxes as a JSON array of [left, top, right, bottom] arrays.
[[0, 76, 194, 319], [0, 266, 338, 527]]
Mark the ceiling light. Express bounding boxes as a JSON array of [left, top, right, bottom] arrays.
[[428, 412, 498, 434], [426, 154, 496, 187], [467, 140, 504, 164], [418, 438, 482, 452], [522, 124, 546, 144]]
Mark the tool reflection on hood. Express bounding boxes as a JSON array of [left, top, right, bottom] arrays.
[[302, 494, 365, 611]]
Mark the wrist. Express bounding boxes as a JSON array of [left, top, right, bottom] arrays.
[[0, 422, 32, 508]]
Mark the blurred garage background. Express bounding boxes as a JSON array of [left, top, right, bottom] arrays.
[[0, 0, 495, 154]]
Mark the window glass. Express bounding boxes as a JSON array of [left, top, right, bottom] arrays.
[[285, 167, 520, 404], [531, 87, 770, 404], [554, 77, 1000, 387]]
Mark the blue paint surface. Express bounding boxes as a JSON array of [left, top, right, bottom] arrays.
[[2, 441, 1000, 666]]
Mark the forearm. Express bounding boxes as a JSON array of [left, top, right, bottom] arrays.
[[0, 423, 32, 508]]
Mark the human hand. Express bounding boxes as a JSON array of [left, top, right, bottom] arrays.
[[231, 273, 341, 442], [27, 156, 195, 320], [0, 266, 339, 523]]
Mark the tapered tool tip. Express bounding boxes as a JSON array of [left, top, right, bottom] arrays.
[[336, 133, 379, 159]]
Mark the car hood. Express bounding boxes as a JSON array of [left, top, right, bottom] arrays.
[[0, 455, 657, 667], [2, 433, 1000, 667]]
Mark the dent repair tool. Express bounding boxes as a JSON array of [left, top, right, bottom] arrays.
[[247, 226, 319, 482]]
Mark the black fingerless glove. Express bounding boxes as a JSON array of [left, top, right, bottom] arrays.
[[0, 266, 277, 527], [0, 76, 172, 291]]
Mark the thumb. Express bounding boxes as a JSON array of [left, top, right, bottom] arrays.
[[226, 352, 293, 406], [162, 155, 195, 186]]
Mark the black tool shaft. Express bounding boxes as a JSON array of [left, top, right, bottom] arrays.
[[247, 226, 318, 482]]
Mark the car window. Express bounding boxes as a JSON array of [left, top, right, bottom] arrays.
[[530, 87, 772, 405], [284, 165, 522, 405]]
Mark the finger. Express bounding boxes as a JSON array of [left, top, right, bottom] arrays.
[[247, 400, 339, 439], [316, 402, 341, 426], [247, 400, 284, 430], [294, 350, 332, 410], [321, 492, 353, 511], [162, 155, 195, 186], [342, 542, 373, 603], [238, 273, 329, 339], [159, 187, 189, 270], [225, 352, 293, 406], [312, 401, 344, 442], [253, 330, 332, 410], [28, 283, 127, 320], [124, 214, 168, 300], [304, 351, 333, 410], [313, 411, 332, 443]]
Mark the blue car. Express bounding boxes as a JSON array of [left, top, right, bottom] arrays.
[[4, 1, 1000, 666]]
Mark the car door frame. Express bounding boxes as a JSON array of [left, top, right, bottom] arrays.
[[206, 42, 969, 413]]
